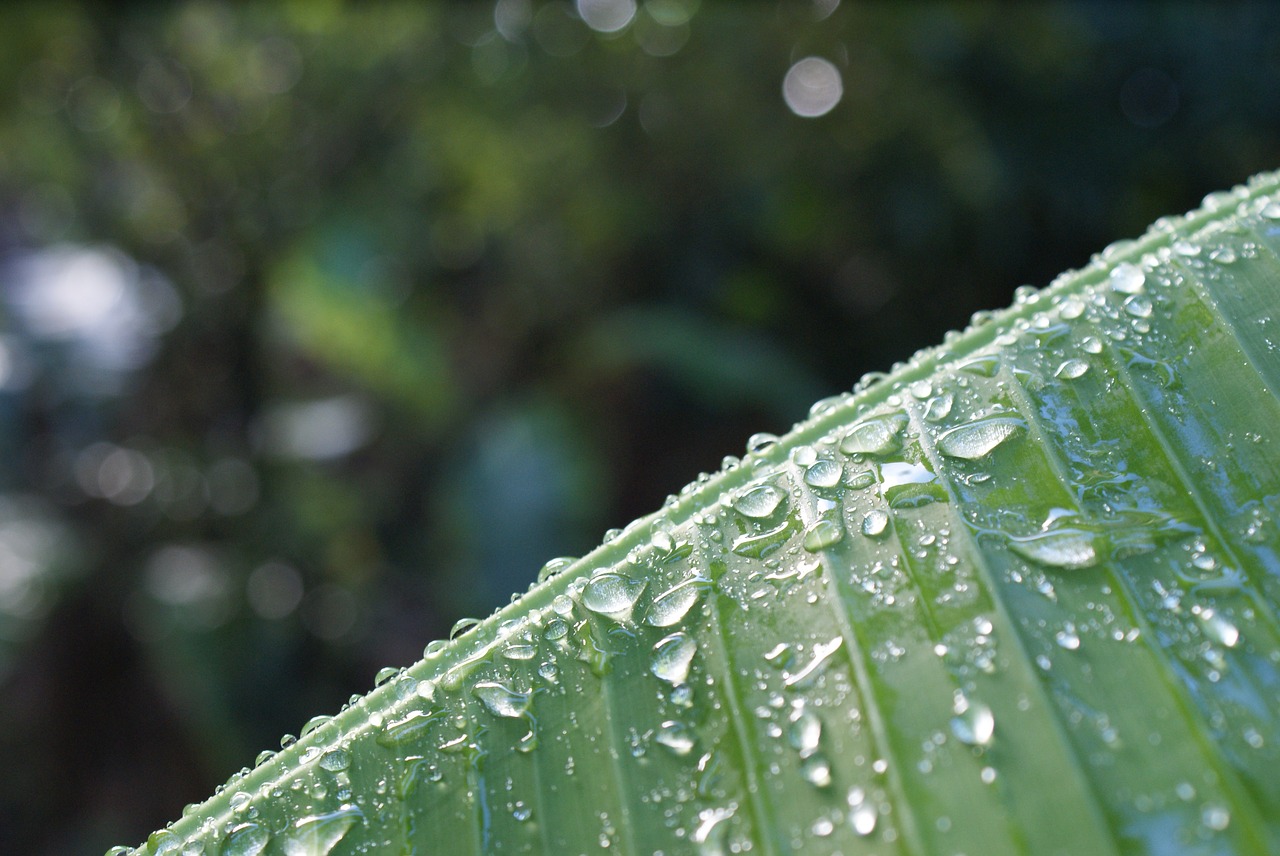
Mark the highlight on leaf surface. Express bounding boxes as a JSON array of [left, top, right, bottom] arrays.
[[118, 171, 1280, 855]]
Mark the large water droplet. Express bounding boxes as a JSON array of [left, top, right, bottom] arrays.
[[318, 748, 350, 772], [645, 579, 703, 627], [651, 632, 697, 684], [1008, 529, 1098, 570], [840, 413, 908, 457], [1109, 263, 1145, 294], [803, 519, 844, 552], [581, 573, 645, 622], [861, 509, 890, 537], [1055, 359, 1089, 379], [951, 701, 995, 747], [473, 681, 530, 718], [733, 483, 786, 519], [788, 708, 822, 756], [937, 417, 1024, 460], [804, 458, 843, 488], [222, 823, 270, 856], [279, 807, 362, 856]]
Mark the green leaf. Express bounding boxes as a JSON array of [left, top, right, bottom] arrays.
[[119, 172, 1280, 855]]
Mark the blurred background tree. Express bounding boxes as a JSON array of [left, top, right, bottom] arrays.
[[0, 1, 1277, 852]]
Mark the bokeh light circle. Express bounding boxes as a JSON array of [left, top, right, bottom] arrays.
[[783, 56, 843, 118]]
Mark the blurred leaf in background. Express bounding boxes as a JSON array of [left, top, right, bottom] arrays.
[[0, 2, 1277, 853]]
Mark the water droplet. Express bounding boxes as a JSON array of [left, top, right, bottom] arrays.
[[733, 483, 786, 519], [581, 573, 645, 622], [378, 708, 444, 747], [803, 519, 844, 552], [1199, 608, 1240, 648], [840, 413, 908, 457], [374, 667, 400, 687], [801, 753, 833, 787], [1109, 263, 1145, 294], [1054, 624, 1081, 650], [1210, 246, 1237, 265], [691, 806, 736, 854], [1055, 359, 1089, 379], [450, 617, 481, 640], [924, 392, 954, 422], [848, 790, 877, 836], [651, 632, 697, 684], [1124, 295, 1153, 318], [1008, 529, 1098, 570], [655, 720, 695, 755], [1173, 240, 1201, 257], [473, 681, 530, 718], [804, 458, 843, 488], [503, 642, 537, 661], [230, 791, 252, 813], [1202, 803, 1230, 831], [645, 579, 703, 627], [221, 823, 270, 856], [861, 509, 890, 537], [746, 432, 779, 454], [937, 417, 1024, 460], [537, 556, 577, 583], [788, 708, 822, 756], [951, 701, 995, 747], [1262, 201, 1280, 220], [280, 807, 362, 856], [303, 745, 344, 778]]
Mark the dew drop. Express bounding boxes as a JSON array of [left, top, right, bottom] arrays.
[[1054, 624, 1081, 650], [655, 720, 695, 755], [221, 823, 270, 856], [449, 617, 481, 640], [473, 681, 530, 718], [937, 417, 1024, 460], [537, 556, 577, 583], [788, 708, 822, 756], [804, 458, 843, 488], [861, 509, 890, 538], [840, 413, 908, 457], [581, 573, 645, 622], [746, 432, 779, 454], [1262, 201, 1280, 220], [951, 700, 995, 747], [1202, 804, 1230, 831], [280, 807, 362, 856], [1008, 529, 1098, 570], [733, 483, 786, 519], [924, 392, 954, 422], [502, 642, 537, 661], [318, 748, 350, 772], [803, 519, 844, 552], [848, 788, 877, 836], [801, 753, 833, 787], [1199, 609, 1240, 648], [651, 632, 697, 684], [1055, 359, 1089, 379], [645, 580, 703, 627], [1124, 295, 1153, 318], [1109, 263, 1145, 294]]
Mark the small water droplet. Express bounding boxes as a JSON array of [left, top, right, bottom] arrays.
[[1199, 608, 1240, 648], [511, 801, 532, 822], [840, 413, 908, 457], [1054, 624, 1081, 650], [924, 392, 954, 422], [1109, 263, 1145, 294], [951, 700, 995, 747], [803, 519, 844, 552], [502, 642, 537, 661], [1262, 201, 1280, 220], [655, 720, 695, 755], [374, 667, 400, 687], [938, 417, 1024, 460], [733, 483, 786, 519], [581, 573, 645, 622], [1174, 240, 1201, 257], [651, 632, 697, 684], [450, 617, 481, 640], [645, 579, 703, 627], [861, 509, 890, 538], [1055, 359, 1089, 379], [847, 788, 877, 836]]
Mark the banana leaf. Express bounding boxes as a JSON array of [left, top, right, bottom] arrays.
[[116, 170, 1280, 855]]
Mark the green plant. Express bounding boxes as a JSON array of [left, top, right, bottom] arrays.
[[118, 171, 1280, 855]]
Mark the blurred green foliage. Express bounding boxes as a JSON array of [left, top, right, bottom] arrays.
[[0, 2, 1277, 852]]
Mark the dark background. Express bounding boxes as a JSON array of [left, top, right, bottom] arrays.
[[0, 2, 1276, 853]]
